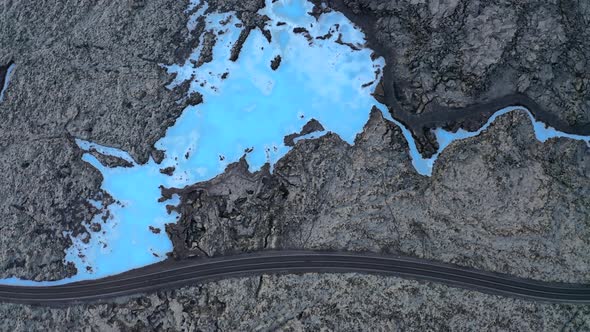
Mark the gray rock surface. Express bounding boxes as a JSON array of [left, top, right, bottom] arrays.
[[1, 274, 588, 331], [167, 110, 590, 283], [0, 0, 193, 280]]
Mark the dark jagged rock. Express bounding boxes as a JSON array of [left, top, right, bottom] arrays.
[[159, 166, 176, 176], [283, 118, 325, 146], [88, 149, 134, 168], [293, 27, 313, 43], [270, 54, 281, 70]]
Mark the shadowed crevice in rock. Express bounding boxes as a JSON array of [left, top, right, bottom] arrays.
[[0, 63, 10, 89]]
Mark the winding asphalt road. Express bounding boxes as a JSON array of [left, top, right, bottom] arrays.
[[2, 251, 590, 305]]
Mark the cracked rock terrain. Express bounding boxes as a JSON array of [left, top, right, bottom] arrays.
[[1, 0, 590, 330]]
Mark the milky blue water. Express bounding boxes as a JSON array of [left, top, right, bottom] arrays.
[[0, 63, 15, 102], [429, 106, 590, 174], [1, 0, 589, 286]]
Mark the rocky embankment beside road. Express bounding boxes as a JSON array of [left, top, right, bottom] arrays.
[[165, 110, 590, 284]]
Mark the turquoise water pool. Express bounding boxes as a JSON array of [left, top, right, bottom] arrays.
[[1, 0, 588, 286]]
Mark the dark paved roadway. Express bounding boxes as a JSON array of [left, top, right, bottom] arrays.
[[1, 251, 589, 305]]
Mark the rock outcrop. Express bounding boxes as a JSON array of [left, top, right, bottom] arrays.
[[166, 110, 590, 283]]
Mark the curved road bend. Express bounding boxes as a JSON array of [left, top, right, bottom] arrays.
[[1, 251, 590, 305]]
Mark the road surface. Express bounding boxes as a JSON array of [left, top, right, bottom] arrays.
[[1, 251, 589, 305]]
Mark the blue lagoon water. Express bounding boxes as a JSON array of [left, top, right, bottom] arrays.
[[2, 0, 589, 285]]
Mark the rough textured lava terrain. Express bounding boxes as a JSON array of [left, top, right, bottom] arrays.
[[0, 0, 589, 330], [0, 0, 191, 281], [165, 110, 590, 284]]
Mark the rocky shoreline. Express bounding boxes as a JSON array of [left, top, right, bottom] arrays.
[[163, 110, 590, 284], [323, 0, 590, 156], [0, 0, 196, 280]]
